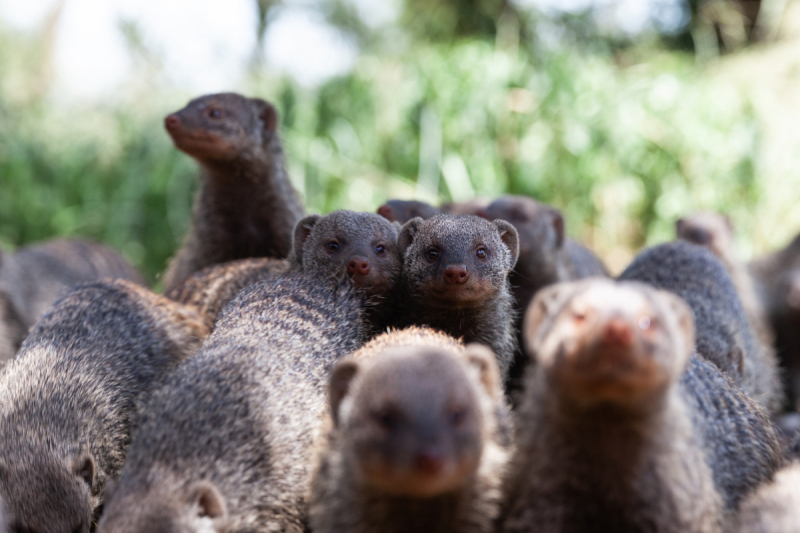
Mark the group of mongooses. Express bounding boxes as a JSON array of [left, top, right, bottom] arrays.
[[0, 91, 799, 532]]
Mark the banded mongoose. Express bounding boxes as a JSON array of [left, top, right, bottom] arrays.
[[98, 270, 378, 533], [166, 210, 402, 331], [395, 214, 519, 378], [0, 238, 145, 362], [161, 92, 305, 292], [729, 461, 800, 533], [619, 240, 782, 412], [309, 327, 510, 533], [441, 198, 491, 216], [377, 199, 441, 224], [0, 280, 208, 533], [499, 279, 783, 533]]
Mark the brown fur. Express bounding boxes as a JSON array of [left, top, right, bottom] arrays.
[[441, 199, 491, 217], [377, 200, 441, 224], [729, 461, 800, 533]]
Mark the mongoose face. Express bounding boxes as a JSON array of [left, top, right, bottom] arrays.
[[329, 345, 501, 498], [293, 211, 401, 298], [398, 215, 519, 308], [525, 279, 695, 408], [164, 92, 278, 163], [0, 451, 94, 533], [377, 200, 440, 224], [676, 212, 735, 260]]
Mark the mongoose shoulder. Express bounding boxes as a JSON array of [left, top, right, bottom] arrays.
[[500, 279, 782, 533], [619, 240, 782, 412], [310, 327, 509, 533], [0, 280, 207, 533], [161, 92, 305, 291]]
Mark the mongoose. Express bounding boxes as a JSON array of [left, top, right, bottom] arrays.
[[0, 238, 145, 362], [377, 199, 441, 224], [309, 327, 510, 533], [0, 280, 208, 533], [98, 271, 376, 533], [396, 214, 519, 378], [619, 241, 782, 412], [161, 92, 305, 292], [729, 461, 800, 533], [500, 279, 783, 533], [441, 198, 491, 216], [764, 268, 800, 410]]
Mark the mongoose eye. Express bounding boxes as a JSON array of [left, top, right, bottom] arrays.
[[638, 315, 652, 330], [327, 240, 340, 252], [208, 108, 222, 119], [476, 248, 487, 259], [426, 248, 439, 261], [375, 244, 385, 255], [374, 409, 398, 430], [449, 408, 467, 427]]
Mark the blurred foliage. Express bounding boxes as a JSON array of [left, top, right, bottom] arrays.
[[1, 0, 800, 285]]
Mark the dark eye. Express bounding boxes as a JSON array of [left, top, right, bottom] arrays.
[[476, 248, 487, 259], [427, 248, 439, 261], [208, 108, 222, 118], [327, 240, 340, 252], [374, 410, 398, 430], [375, 244, 385, 255], [450, 409, 467, 427]]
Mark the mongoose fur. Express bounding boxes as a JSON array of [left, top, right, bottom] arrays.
[[377, 200, 441, 224], [728, 461, 800, 533]]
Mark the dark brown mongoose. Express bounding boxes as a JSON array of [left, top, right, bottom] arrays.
[[619, 241, 782, 412], [0, 280, 208, 533], [377, 199, 441, 224], [729, 461, 800, 533], [499, 279, 783, 533], [97, 271, 376, 533], [309, 327, 509, 533], [161, 92, 305, 292], [395, 214, 519, 379]]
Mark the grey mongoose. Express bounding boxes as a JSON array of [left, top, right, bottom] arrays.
[[499, 279, 783, 533], [619, 240, 782, 412], [161, 92, 305, 292], [0, 279, 208, 533], [395, 214, 519, 379], [0, 238, 145, 362], [309, 327, 510, 533]]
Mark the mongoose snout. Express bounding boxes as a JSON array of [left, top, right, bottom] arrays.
[[347, 255, 371, 277], [443, 263, 469, 284]]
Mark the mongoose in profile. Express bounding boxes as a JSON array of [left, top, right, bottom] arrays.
[[499, 279, 783, 533], [0, 280, 208, 533], [619, 241, 782, 412], [377, 199, 441, 224], [729, 461, 800, 533], [98, 271, 376, 533], [309, 327, 510, 533], [161, 92, 305, 292], [396, 214, 519, 378], [0, 238, 145, 362]]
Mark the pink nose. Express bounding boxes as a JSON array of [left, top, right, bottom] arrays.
[[377, 204, 394, 221], [443, 264, 468, 285], [415, 450, 445, 475], [164, 114, 181, 130], [600, 319, 633, 347], [347, 256, 371, 277]]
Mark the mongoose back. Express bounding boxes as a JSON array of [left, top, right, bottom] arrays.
[[500, 279, 783, 533], [98, 271, 374, 533], [161, 92, 305, 291], [0, 280, 208, 533], [377, 200, 441, 224], [619, 240, 782, 411], [309, 327, 509, 533], [729, 461, 800, 533], [396, 214, 519, 378]]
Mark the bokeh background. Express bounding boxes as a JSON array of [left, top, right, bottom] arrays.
[[1, 0, 799, 284]]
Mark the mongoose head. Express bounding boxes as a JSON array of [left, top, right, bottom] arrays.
[[675, 212, 736, 262], [292, 210, 402, 298], [478, 195, 564, 279], [164, 92, 279, 164], [376, 200, 440, 224], [441, 198, 490, 217], [0, 449, 96, 533], [398, 214, 519, 308], [97, 478, 229, 533], [524, 279, 695, 409], [328, 343, 501, 498]]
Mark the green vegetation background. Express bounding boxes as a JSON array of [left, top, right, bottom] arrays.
[[2, 1, 800, 285]]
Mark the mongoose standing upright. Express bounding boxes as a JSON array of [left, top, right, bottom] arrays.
[[395, 214, 519, 378], [309, 327, 510, 533], [619, 241, 782, 412], [0, 238, 146, 362], [98, 270, 380, 533], [161, 92, 305, 292], [377, 199, 441, 224], [729, 461, 800, 533], [499, 279, 783, 533], [0, 280, 208, 532]]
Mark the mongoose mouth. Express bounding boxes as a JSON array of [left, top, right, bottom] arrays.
[[168, 131, 234, 160], [361, 456, 478, 498], [425, 283, 494, 307]]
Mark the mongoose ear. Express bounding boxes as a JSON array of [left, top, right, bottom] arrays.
[[464, 344, 502, 399], [493, 219, 520, 268], [292, 214, 321, 265], [329, 360, 360, 427], [656, 290, 696, 361], [475, 209, 489, 219], [398, 217, 424, 257], [675, 217, 686, 236], [188, 481, 228, 521], [253, 98, 279, 133], [551, 210, 565, 248], [73, 453, 95, 489], [523, 282, 574, 355]]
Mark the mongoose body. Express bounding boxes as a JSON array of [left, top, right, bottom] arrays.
[[310, 327, 509, 533], [0, 280, 207, 533], [0, 238, 145, 361], [729, 461, 800, 533], [161, 92, 305, 291], [619, 241, 782, 412], [98, 271, 373, 533], [377, 199, 441, 224], [500, 279, 783, 533], [396, 214, 519, 378]]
